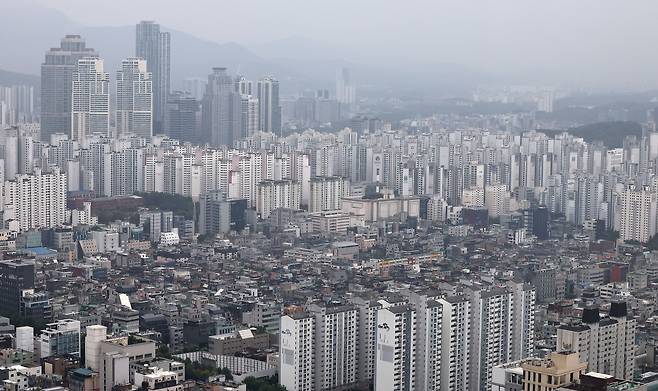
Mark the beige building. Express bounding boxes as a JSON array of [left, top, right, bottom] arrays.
[[310, 210, 350, 233], [208, 330, 270, 356], [521, 352, 587, 391], [341, 195, 421, 222]]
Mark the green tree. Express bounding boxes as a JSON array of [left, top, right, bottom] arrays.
[[156, 344, 172, 358], [219, 367, 233, 381], [243, 376, 287, 391]]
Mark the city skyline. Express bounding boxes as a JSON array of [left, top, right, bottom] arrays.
[[0, 2, 657, 391]]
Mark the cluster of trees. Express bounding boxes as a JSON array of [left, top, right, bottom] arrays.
[[244, 376, 287, 391], [136, 192, 194, 219], [95, 192, 194, 224], [540, 121, 642, 148], [178, 359, 287, 390], [646, 233, 658, 251], [183, 358, 231, 381]]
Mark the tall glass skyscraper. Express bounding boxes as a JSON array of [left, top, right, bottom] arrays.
[[136, 21, 170, 135], [40, 35, 97, 143]]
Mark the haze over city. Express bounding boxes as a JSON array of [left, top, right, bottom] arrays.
[[5, 0, 658, 91]]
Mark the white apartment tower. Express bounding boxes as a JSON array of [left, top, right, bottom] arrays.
[[309, 305, 359, 390], [374, 305, 417, 391], [308, 176, 349, 213], [71, 57, 109, 144], [4, 168, 68, 231], [240, 94, 260, 139], [557, 302, 635, 380], [257, 76, 281, 135], [439, 296, 471, 391], [280, 313, 316, 391], [468, 288, 514, 391], [336, 68, 356, 108], [256, 179, 301, 219], [116, 57, 153, 138], [409, 294, 443, 391], [617, 185, 658, 242], [484, 184, 510, 218], [508, 281, 536, 361]]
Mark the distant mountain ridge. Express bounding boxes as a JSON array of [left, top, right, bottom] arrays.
[[540, 121, 642, 148], [1, 2, 486, 97], [0, 69, 39, 88]]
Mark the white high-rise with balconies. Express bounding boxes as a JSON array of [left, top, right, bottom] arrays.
[[309, 176, 349, 213], [439, 296, 471, 391], [71, 57, 109, 144], [374, 304, 417, 391], [3, 168, 68, 231], [557, 302, 636, 380], [308, 304, 359, 391], [280, 313, 315, 391], [256, 179, 301, 219], [240, 94, 259, 139], [617, 185, 658, 243], [468, 287, 514, 391], [257, 76, 281, 135], [116, 58, 152, 138]]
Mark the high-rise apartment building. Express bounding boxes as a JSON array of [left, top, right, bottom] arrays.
[[468, 287, 515, 391], [280, 313, 315, 391], [617, 185, 658, 242], [257, 76, 281, 135], [116, 58, 153, 138], [439, 296, 472, 391], [198, 190, 230, 236], [256, 180, 301, 219], [308, 176, 349, 213], [407, 293, 444, 391], [557, 302, 635, 380], [235, 76, 254, 96], [0, 85, 35, 126], [485, 184, 510, 218], [509, 281, 536, 361], [41, 35, 98, 142], [279, 284, 535, 391], [375, 304, 418, 391], [308, 305, 359, 390], [71, 57, 110, 143], [202, 68, 242, 146], [335, 68, 356, 110], [136, 21, 170, 134], [3, 168, 68, 231], [240, 94, 260, 139]]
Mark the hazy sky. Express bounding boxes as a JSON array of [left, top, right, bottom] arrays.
[[31, 0, 658, 89]]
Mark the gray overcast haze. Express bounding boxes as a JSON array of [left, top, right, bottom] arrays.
[[7, 0, 658, 91]]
